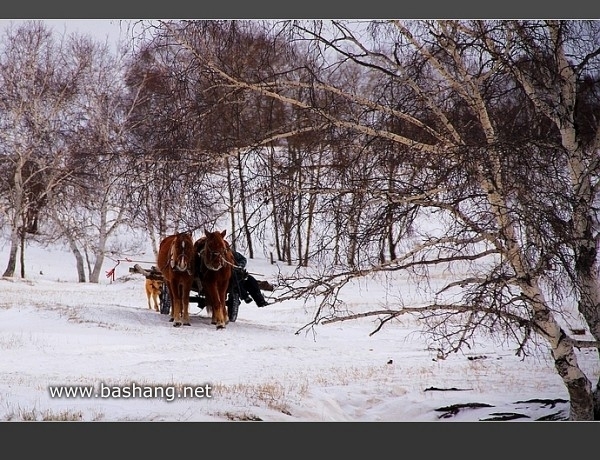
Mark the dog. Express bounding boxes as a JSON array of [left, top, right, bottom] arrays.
[[145, 278, 163, 312]]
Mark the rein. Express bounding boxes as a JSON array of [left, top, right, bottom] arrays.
[[199, 239, 239, 272], [200, 247, 227, 271]]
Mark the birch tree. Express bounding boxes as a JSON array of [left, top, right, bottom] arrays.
[[0, 21, 90, 278], [160, 19, 600, 420], [474, 19, 600, 419]]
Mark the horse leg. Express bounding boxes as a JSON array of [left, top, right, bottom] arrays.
[[210, 290, 218, 325], [171, 280, 183, 327], [215, 302, 226, 329], [166, 280, 176, 323], [173, 297, 182, 327], [182, 280, 192, 326], [204, 281, 226, 329], [222, 290, 230, 326], [213, 285, 228, 330], [204, 296, 216, 324], [204, 285, 220, 326], [221, 280, 231, 326]]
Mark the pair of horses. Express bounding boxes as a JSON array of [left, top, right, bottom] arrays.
[[156, 229, 234, 329]]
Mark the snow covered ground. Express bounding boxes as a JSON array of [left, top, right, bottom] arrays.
[[0, 239, 596, 422]]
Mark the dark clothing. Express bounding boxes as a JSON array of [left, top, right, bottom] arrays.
[[242, 275, 268, 307], [229, 251, 268, 308]]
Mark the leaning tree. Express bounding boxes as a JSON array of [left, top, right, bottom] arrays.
[[162, 19, 600, 420]]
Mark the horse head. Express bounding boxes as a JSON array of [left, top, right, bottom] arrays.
[[199, 228, 230, 272], [168, 232, 194, 273]]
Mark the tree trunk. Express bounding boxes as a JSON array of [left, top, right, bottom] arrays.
[[89, 251, 105, 284], [2, 232, 19, 277], [486, 163, 595, 420], [268, 147, 282, 262], [225, 156, 238, 252], [19, 226, 25, 278], [567, 151, 600, 420], [3, 158, 25, 278], [525, 282, 595, 420], [62, 235, 87, 283], [235, 150, 254, 258], [72, 245, 86, 283], [89, 201, 109, 284]]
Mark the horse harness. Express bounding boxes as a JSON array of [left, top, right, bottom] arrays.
[[198, 240, 233, 272], [165, 235, 193, 275]]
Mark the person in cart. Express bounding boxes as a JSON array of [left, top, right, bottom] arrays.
[[231, 250, 269, 306]]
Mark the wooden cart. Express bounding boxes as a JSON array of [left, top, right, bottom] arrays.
[[129, 263, 274, 321]]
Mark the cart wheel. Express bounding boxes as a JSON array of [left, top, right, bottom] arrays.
[[227, 291, 240, 322], [159, 283, 171, 315]]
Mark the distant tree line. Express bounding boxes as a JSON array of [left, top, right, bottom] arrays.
[[1, 19, 600, 420]]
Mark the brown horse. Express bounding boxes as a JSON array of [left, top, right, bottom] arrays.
[[193, 229, 234, 329], [157, 232, 195, 327]]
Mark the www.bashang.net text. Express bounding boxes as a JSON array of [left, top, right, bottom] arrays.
[[48, 382, 213, 403]]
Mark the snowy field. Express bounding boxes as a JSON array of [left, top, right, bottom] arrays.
[[0, 239, 597, 422]]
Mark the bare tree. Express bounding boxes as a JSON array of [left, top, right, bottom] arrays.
[[158, 19, 600, 420], [123, 20, 323, 262], [0, 21, 91, 278], [474, 19, 600, 419]]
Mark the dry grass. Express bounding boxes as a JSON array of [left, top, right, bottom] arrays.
[[0, 332, 49, 352], [211, 379, 309, 414], [0, 333, 25, 349], [220, 411, 263, 421], [3, 404, 86, 421], [310, 365, 395, 386], [209, 364, 397, 418]]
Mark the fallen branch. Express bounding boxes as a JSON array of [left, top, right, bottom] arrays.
[[129, 264, 163, 281], [424, 387, 473, 392]]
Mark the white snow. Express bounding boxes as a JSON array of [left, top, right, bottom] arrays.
[[0, 239, 595, 422]]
